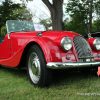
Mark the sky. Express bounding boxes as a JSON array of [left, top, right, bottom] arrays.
[[25, 0, 68, 22], [0, 0, 68, 22], [0, 0, 4, 4]]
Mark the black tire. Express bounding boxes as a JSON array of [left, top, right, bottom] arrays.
[[27, 45, 52, 87]]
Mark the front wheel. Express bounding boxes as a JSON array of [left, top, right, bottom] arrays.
[[27, 45, 52, 87]]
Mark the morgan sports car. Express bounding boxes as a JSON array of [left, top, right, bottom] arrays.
[[0, 20, 100, 87]]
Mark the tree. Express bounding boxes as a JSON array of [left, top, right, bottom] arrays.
[[65, 0, 89, 34], [64, 18, 86, 35], [40, 18, 52, 30], [88, 0, 93, 33], [0, 0, 31, 32], [26, 0, 64, 30], [92, 19, 100, 32], [66, 0, 100, 33], [42, 0, 63, 30], [93, 0, 100, 32], [0, 0, 20, 28], [95, 0, 100, 19], [66, 0, 99, 34], [12, 7, 32, 20]]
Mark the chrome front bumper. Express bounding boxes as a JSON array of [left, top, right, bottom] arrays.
[[47, 62, 100, 69]]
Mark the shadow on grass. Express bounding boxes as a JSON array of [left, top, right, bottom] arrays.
[[0, 66, 27, 78], [51, 68, 98, 86], [0, 66, 98, 87]]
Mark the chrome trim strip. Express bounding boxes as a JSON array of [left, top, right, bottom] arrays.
[[47, 62, 100, 69]]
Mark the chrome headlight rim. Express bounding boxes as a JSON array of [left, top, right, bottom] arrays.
[[93, 38, 100, 50], [61, 37, 73, 51]]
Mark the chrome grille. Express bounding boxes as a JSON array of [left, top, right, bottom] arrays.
[[73, 36, 93, 61]]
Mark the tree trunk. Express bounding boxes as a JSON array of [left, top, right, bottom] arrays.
[[42, 0, 63, 30], [51, 1, 63, 30], [88, 0, 93, 33]]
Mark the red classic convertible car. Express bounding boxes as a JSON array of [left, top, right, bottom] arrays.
[[0, 20, 100, 87]]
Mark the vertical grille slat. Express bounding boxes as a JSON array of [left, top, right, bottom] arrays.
[[73, 36, 93, 61]]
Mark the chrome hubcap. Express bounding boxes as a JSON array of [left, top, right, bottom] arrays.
[[28, 52, 41, 84]]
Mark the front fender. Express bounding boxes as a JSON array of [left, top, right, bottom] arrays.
[[29, 37, 62, 63]]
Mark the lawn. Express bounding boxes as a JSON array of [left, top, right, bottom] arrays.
[[0, 67, 100, 100]]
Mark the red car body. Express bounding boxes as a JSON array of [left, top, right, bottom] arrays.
[[0, 31, 80, 67], [1, 31, 100, 67], [0, 20, 100, 86]]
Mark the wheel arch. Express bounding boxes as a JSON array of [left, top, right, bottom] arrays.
[[18, 41, 49, 69]]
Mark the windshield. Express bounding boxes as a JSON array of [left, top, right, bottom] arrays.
[[6, 20, 46, 33], [6, 20, 35, 33]]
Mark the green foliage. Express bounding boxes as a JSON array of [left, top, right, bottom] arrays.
[[40, 19, 52, 30], [0, 0, 31, 32], [95, 0, 100, 16], [0, 25, 7, 38], [12, 7, 32, 20], [64, 20, 86, 35], [92, 19, 100, 32], [65, 0, 100, 34], [65, 0, 89, 34], [0, 0, 20, 28]]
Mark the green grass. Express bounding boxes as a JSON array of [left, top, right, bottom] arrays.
[[0, 67, 100, 100]]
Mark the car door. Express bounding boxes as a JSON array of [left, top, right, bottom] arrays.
[[0, 34, 11, 59]]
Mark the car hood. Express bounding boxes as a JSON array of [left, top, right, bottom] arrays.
[[12, 30, 80, 41], [41, 31, 80, 41]]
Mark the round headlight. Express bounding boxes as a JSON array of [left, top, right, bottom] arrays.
[[61, 37, 72, 51], [93, 38, 100, 50]]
